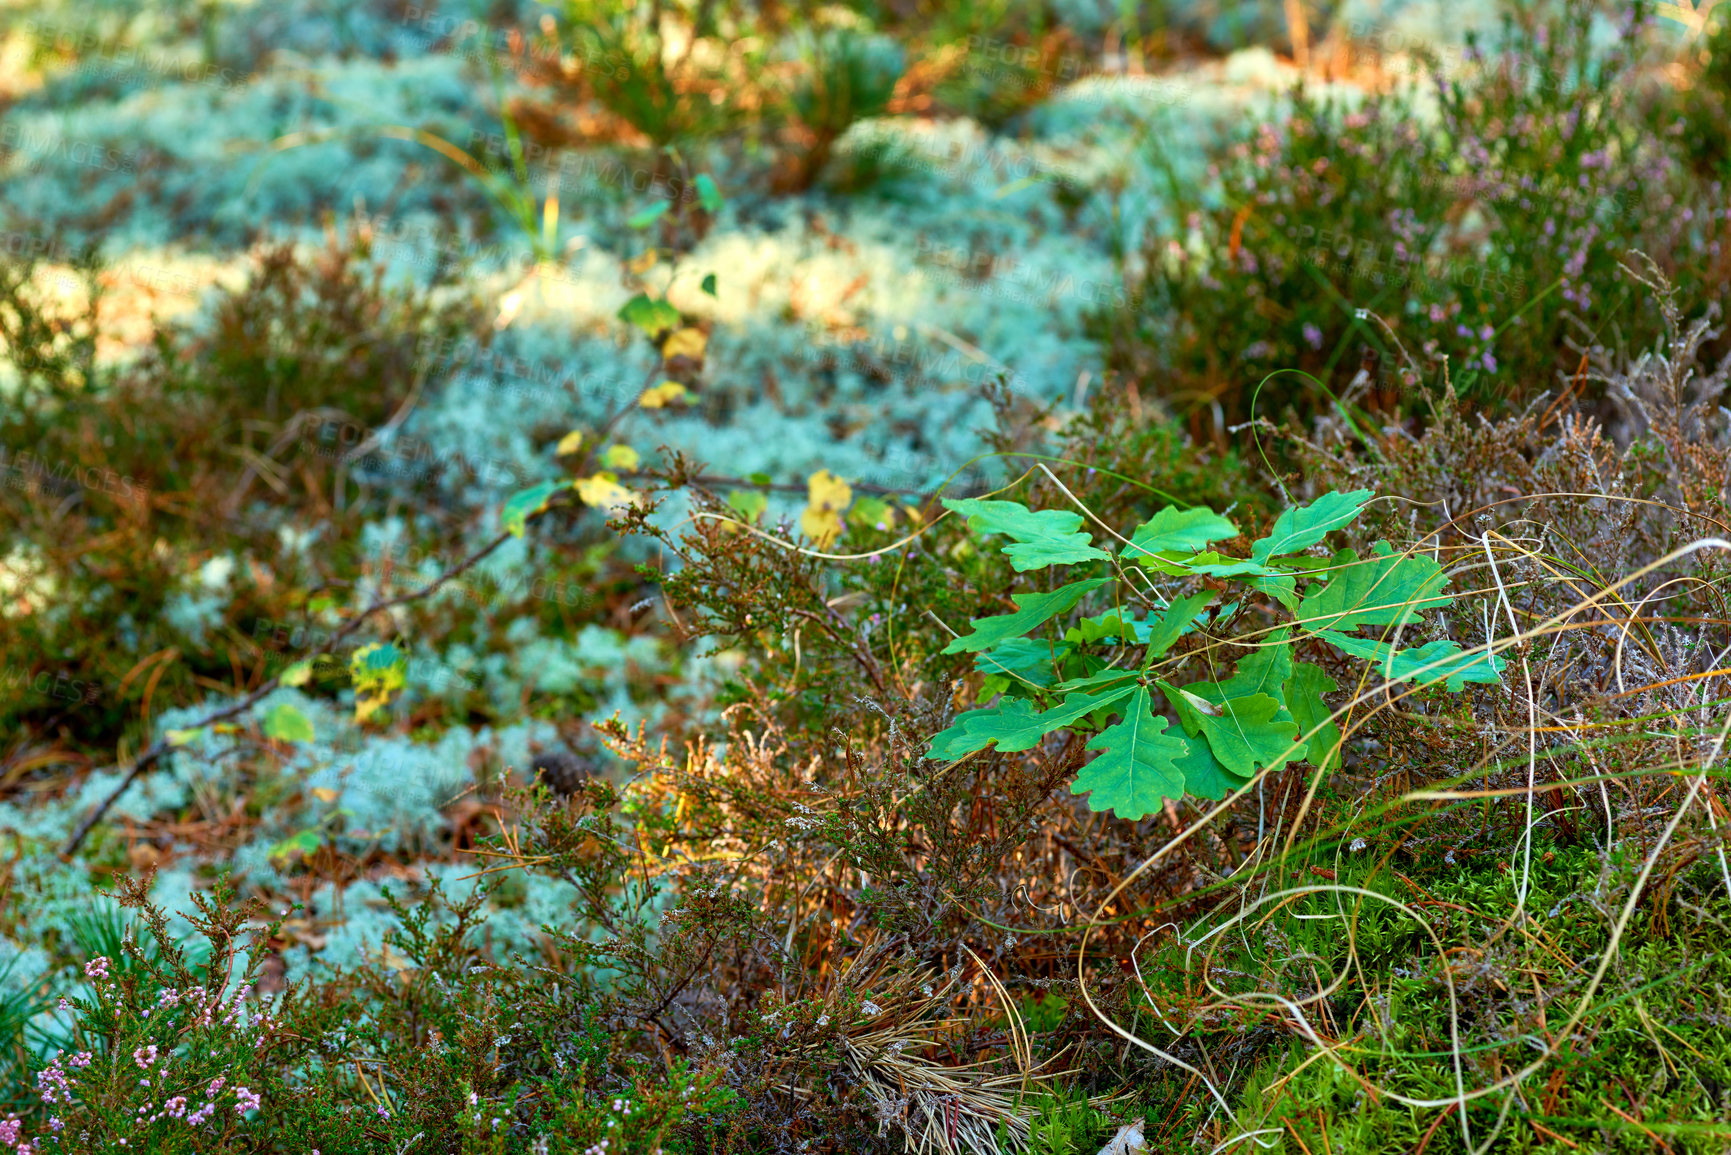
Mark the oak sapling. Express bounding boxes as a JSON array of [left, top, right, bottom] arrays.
[[930, 488, 1504, 819]]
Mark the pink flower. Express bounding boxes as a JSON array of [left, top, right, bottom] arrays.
[[83, 958, 109, 980], [133, 1045, 159, 1069], [234, 1086, 261, 1114]]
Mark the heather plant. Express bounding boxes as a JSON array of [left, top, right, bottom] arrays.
[[12, 873, 296, 1155], [0, 238, 491, 768], [1102, 1, 1729, 429]]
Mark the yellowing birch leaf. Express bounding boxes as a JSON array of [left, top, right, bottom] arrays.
[[801, 469, 853, 547], [554, 430, 585, 456], [601, 445, 640, 471], [639, 382, 689, 408], [661, 327, 707, 360], [576, 472, 636, 512]]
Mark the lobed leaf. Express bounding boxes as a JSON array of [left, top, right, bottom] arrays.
[[1284, 661, 1342, 773], [1173, 733, 1251, 800], [928, 698, 1046, 759], [1316, 631, 1506, 690], [942, 498, 1112, 570], [942, 579, 1111, 654], [1124, 505, 1238, 558], [1070, 686, 1189, 820], [1250, 488, 1375, 563], [1297, 541, 1452, 633]]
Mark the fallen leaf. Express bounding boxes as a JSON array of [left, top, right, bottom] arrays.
[[554, 429, 584, 456]]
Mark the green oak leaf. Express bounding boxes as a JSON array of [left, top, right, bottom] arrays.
[[1053, 666, 1141, 694], [1136, 549, 1274, 578], [1142, 591, 1216, 663], [1316, 631, 1506, 691], [1038, 682, 1141, 731], [1245, 571, 1300, 612], [975, 637, 1072, 689], [1250, 489, 1376, 563], [262, 702, 315, 743], [726, 490, 769, 522], [1174, 733, 1251, 801], [1218, 632, 1294, 698], [1071, 610, 1148, 646], [1070, 687, 1188, 820], [1297, 541, 1452, 633], [1177, 640, 1308, 773], [928, 698, 1047, 759], [1124, 505, 1238, 559], [1285, 661, 1343, 773], [502, 480, 567, 538], [943, 579, 1111, 654], [942, 498, 1111, 570], [1160, 685, 1302, 777]]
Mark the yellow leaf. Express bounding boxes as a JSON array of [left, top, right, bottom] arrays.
[[601, 444, 640, 471], [661, 326, 707, 361], [311, 786, 341, 803], [802, 469, 853, 547], [554, 429, 585, 456], [280, 660, 313, 688], [628, 249, 660, 275], [806, 469, 852, 514], [639, 381, 689, 409], [576, 472, 637, 512], [801, 505, 845, 548], [166, 727, 204, 746]]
